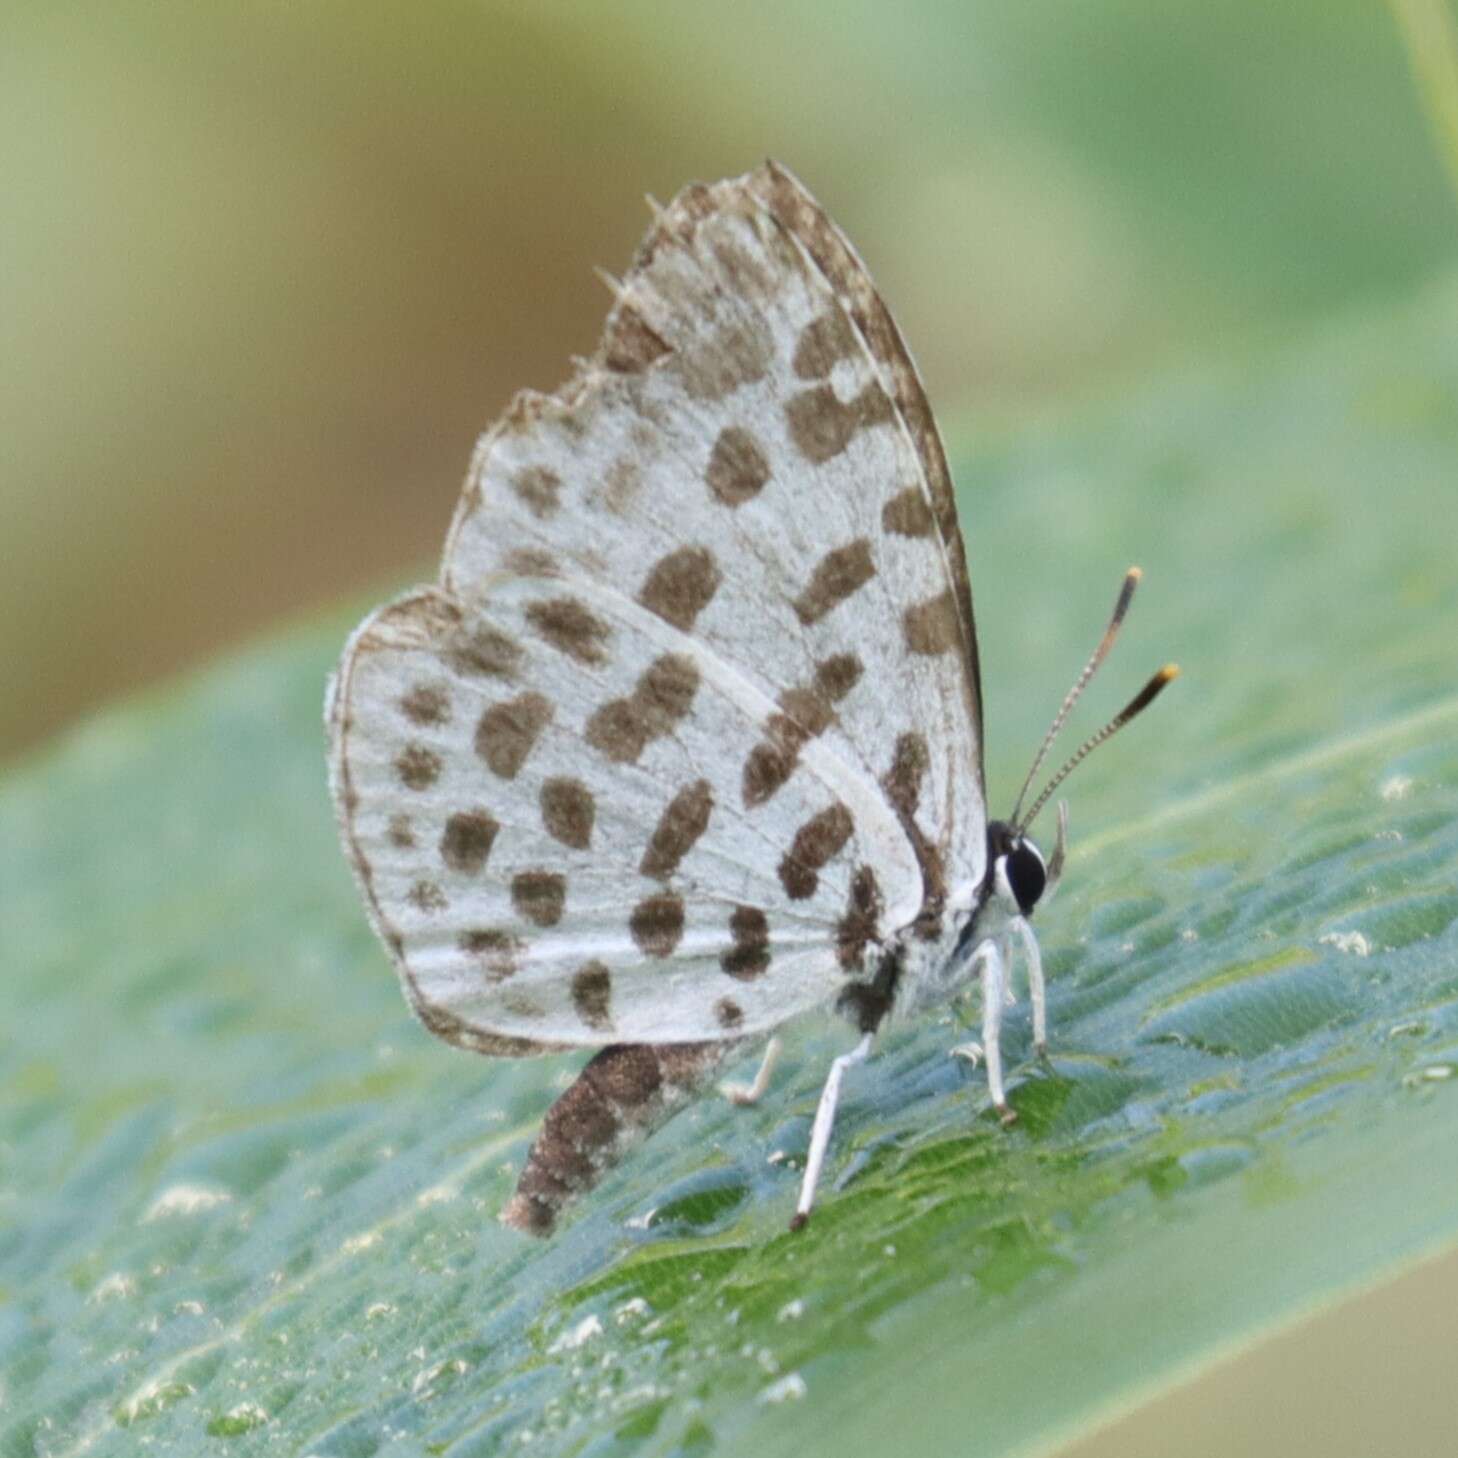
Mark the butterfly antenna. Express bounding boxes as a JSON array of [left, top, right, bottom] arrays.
[[1008, 567, 1143, 826], [1018, 664, 1180, 834]]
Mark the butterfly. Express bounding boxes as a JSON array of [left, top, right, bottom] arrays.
[[325, 161, 1176, 1235]]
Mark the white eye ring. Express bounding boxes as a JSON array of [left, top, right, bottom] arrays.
[[1001, 838, 1047, 915]]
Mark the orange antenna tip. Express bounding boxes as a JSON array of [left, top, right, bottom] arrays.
[[1017, 660, 1179, 832]]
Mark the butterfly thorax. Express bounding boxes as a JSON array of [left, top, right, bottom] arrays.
[[888, 819, 1047, 1019]]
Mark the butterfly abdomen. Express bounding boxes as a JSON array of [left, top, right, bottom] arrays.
[[500, 1040, 737, 1235]]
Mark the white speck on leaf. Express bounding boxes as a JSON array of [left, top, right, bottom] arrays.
[[759, 1373, 807, 1404], [1320, 930, 1372, 957], [1380, 774, 1413, 801], [144, 1182, 232, 1221], [1404, 1064, 1454, 1086], [89, 1272, 137, 1303], [549, 1313, 603, 1353]]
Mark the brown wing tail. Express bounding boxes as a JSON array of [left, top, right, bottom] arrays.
[[501, 1040, 738, 1236]]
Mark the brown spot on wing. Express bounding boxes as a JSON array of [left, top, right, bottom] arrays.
[[814, 652, 863, 699], [571, 962, 614, 1031], [585, 700, 644, 764], [882, 732, 947, 939], [604, 302, 671, 372], [408, 879, 447, 913], [503, 547, 559, 576], [602, 457, 641, 514], [792, 538, 876, 626], [836, 865, 883, 971], [640, 779, 713, 880], [673, 319, 772, 401], [881, 485, 935, 537], [501, 991, 546, 1020], [475, 692, 552, 779], [742, 738, 798, 810], [440, 809, 498, 874], [394, 743, 441, 790], [512, 465, 562, 519], [541, 778, 595, 850], [793, 309, 859, 380], [903, 589, 961, 656], [400, 683, 450, 726], [785, 381, 893, 464], [720, 905, 770, 980], [525, 596, 611, 666], [459, 927, 522, 981], [777, 653, 862, 736], [743, 653, 863, 806], [883, 731, 927, 817], [638, 546, 722, 631], [630, 892, 685, 958], [639, 654, 700, 725], [444, 622, 523, 680], [710, 234, 776, 299], [586, 654, 699, 765], [706, 425, 770, 506], [778, 802, 854, 900], [837, 944, 905, 1037], [716, 998, 744, 1030], [388, 814, 415, 849], [512, 870, 566, 927]]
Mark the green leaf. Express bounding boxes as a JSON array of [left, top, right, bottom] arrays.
[[4, 279, 1457, 1458]]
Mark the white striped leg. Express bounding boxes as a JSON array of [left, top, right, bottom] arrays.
[[1011, 916, 1047, 1054], [720, 1036, 782, 1107], [950, 939, 1014, 1119], [790, 1033, 873, 1230], [977, 939, 1016, 1124]]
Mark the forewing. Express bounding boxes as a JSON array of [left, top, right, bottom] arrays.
[[442, 162, 986, 919], [328, 579, 922, 1050]]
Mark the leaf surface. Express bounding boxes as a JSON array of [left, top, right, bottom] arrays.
[[3, 281, 1457, 1457]]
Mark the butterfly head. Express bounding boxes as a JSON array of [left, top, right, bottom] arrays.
[[986, 819, 1048, 917]]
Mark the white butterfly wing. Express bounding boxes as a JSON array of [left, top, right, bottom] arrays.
[[329, 163, 988, 1054], [442, 163, 986, 920], [329, 578, 921, 1048]]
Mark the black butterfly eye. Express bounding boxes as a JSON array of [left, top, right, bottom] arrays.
[[1005, 842, 1047, 916]]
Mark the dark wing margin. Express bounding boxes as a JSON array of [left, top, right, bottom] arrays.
[[746, 160, 985, 784]]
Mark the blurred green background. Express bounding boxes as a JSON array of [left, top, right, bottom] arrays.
[[5, 0, 1456, 763], [5, 2, 1458, 1455]]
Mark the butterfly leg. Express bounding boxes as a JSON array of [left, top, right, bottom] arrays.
[[948, 938, 998, 1069], [720, 1036, 782, 1107], [790, 1032, 873, 1231], [1011, 916, 1047, 1054], [974, 938, 1017, 1125]]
